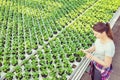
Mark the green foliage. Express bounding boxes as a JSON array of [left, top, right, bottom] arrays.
[[1, 0, 120, 79]]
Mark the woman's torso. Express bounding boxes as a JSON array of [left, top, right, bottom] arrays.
[[94, 39, 115, 61]]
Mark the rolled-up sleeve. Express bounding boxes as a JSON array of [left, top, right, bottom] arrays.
[[105, 43, 115, 57]]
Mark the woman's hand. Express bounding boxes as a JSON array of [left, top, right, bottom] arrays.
[[80, 49, 89, 54], [80, 49, 87, 53], [80, 49, 93, 60], [81, 46, 95, 53], [86, 53, 93, 59]]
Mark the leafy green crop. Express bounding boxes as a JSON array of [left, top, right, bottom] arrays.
[[0, 0, 120, 80]]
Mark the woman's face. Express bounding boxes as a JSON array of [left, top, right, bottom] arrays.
[[93, 30, 102, 39]]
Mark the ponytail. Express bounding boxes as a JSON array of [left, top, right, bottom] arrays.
[[106, 22, 113, 40], [93, 22, 113, 40]]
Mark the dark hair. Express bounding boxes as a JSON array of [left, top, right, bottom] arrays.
[[93, 22, 113, 40]]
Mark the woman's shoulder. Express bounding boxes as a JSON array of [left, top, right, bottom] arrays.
[[105, 39, 115, 47], [95, 38, 114, 47]]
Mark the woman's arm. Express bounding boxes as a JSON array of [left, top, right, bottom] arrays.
[[92, 55, 112, 68], [86, 54, 112, 68], [84, 45, 95, 53]]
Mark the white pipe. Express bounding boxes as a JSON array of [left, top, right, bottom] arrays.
[[109, 7, 120, 28]]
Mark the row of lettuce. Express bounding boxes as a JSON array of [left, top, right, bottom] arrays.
[[0, 0, 97, 55], [0, 0, 97, 78]]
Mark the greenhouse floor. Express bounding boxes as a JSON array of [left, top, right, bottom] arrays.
[[81, 17, 120, 80]]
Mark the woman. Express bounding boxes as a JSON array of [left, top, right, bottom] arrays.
[[82, 22, 115, 80]]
